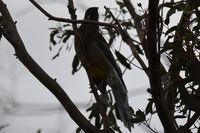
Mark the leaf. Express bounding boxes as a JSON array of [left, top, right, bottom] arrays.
[[183, 18, 198, 28], [95, 113, 101, 128], [62, 30, 74, 43], [131, 118, 141, 123], [134, 45, 144, 55], [165, 8, 176, 25], [145, 100, 153, 115], [76, 127, 81, 133], [72, 54, 81, 75], [115, 50, 131, 69], [165, 26, 178, 36], [161, 42, 177, 53], [136, 110, 146, 121], [137, 3, 142, 7], [116, 1, 125, 9], [50, 29, 59, 45], [108, 110, 117, 127], [51, 45, 64, 60]]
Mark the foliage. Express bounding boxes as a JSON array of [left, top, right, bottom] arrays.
[[48, 0, 200, 132]]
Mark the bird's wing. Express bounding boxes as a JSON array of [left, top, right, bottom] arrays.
[[96, 33, 127, 89]]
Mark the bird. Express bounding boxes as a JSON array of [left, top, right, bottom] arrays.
[[74, 7, 133, 130]]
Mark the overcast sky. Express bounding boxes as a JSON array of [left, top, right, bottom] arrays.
[[0, 0, 161, 133]]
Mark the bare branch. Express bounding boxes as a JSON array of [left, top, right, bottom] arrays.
[[29, 0, 117, 29], [122, 0, 143, 41], [0, 1, 103, 133]]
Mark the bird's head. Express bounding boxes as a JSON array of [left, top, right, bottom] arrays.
[[84, 7, 99, 21]]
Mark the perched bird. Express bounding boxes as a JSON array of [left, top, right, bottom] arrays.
[[75, 7, 133, 129]]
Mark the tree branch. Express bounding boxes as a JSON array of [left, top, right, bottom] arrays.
[[147, 0, 177, 132], [183, 113, 200, 130], [122, 0, 148, 57], [122, 0, 143, 41], [29, 0, 117, 29], [0, 1, 103, 133], [104, 6, 148, 75]]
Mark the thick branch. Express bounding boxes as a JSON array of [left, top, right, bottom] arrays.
[[0, 1, 103, 133], [147, 0, 177, 132]]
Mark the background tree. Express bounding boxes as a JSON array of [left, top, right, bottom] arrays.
[[1, 0, 200, 132]]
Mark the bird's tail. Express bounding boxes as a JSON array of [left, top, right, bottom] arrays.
[[107, 69, 133, 130]]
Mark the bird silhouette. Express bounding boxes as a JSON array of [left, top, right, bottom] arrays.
[[75, 7, 133, 130]]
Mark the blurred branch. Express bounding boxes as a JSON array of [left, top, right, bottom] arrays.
[[0, 1, 103, 133]]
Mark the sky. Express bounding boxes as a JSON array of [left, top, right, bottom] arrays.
[[0, 0, 160, 133]]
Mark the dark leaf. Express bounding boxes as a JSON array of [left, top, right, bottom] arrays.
[[116, 1, 125, 9], [115, 50, 131, 69], [137, 3, 142, 7], [121, 9, 127, 14], [51, 45, 64, 60], [72, 54, 81, 75], [50, 29, 59, 45], [108, 110, 117, 127], [183, 18, 198, 28], [136, 110, 146, 121], [131, 118, 142, 123], [161, 42, 177, 53], [76, 127, 81, 133], [165, 26, 178, 36], [95, 113, 101, 128], [86, 103, 100, 119], [145, 100, 153, 115], [62, 30, 74, 43], [165, 8, 176, 25], [121, 21, 133, 29], [134, 45, 144, 55]]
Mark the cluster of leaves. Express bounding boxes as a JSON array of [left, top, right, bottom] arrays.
[[159, 0, 200, 132]]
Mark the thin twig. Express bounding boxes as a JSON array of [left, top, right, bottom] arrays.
[[104, 6, 148, 75], [29, 0, 117, 29]]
